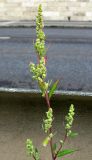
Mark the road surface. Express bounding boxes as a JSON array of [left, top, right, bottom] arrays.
[[0, 27, 92, 92]]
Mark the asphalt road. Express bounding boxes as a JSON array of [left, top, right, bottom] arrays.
[[0, 27, 92, 92]]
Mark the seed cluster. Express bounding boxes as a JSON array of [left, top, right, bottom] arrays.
[[43, 108, 53, 133], [65, 104, 75, 136], [35, 4, 46, 57], [30, 57, 49, 96], [26, 139, 40, 160], [30, 57, 46, 81], [29, 5, 48, 96]]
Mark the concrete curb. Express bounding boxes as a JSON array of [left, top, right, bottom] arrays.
[[1, 20, 92, 28], [0, 87, 92, 100]]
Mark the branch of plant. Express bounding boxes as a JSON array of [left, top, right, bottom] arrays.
[[54, 130, 68, 160], [33, 155, 37, 160], [45, 91, 54, 160], [45, 91, 51, 108]]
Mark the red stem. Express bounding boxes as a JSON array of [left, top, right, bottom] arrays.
[[45, 91, 50, 108], [33, 155, 36, 160], [54, 130, 67, 160], [45, 91, 54, 160], [37, 55, 54, 159]]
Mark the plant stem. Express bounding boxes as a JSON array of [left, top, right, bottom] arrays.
[[49, 128, 54, 160], [54, 130, 67, 160], [45, 91, 50, 108], [33, 155, 36, 160], [45, 91, 54, 160]]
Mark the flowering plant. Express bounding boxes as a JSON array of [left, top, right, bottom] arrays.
[[26, 4, 78, 160]]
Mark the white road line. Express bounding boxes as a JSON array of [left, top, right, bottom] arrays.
[[0, 20, 20, 26], [0, 37, 10, 39]]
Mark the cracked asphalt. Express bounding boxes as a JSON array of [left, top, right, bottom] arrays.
[[0, 27, 92, 92]]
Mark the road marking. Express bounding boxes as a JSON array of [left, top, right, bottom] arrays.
[[0, 37, 10, 40], [0, 20, 20, 26]]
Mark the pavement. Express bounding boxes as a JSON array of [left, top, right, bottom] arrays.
[[1, 20, 92, 28], [0, 27, 92, 96]]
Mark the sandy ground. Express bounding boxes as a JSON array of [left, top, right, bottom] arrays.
[[0, 97, 92, 160]]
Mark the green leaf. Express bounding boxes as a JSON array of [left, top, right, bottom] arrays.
[[49, 80, 59, 98], [42, 133, 53, 147], [52, 143, 57, 152], [69, 132, 78, 138], [57, 149, 77, 157]]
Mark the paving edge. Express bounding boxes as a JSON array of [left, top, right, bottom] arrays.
[[1, 21, 92, 28], [0, 87, 92, 100]]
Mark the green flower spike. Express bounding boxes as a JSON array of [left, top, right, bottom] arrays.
[[30, 57, 46, 81], [35, 4, 46, 57], [29, 57, 49, 96], [26, 139, 35, 156], [65, 104, 75, 136], [26, 139, 40, 160], [43, 108, 53, 133]]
